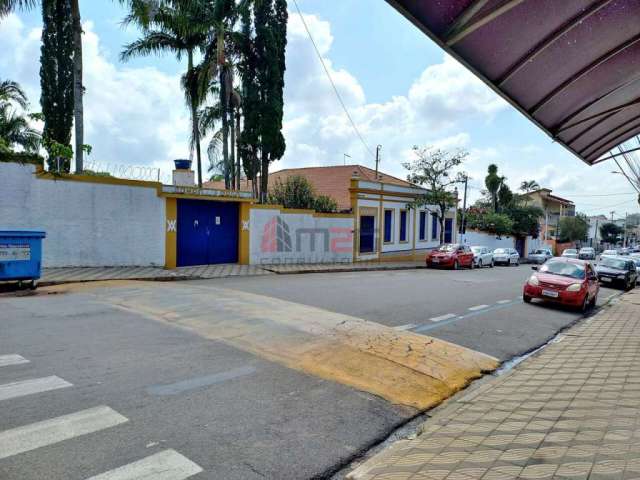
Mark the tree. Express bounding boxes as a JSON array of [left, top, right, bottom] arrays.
[[485, 164, 503, 212], [498, 182, 514, 210], [519, 180, 540, 193], [404, 146, 468, 244], [41, 0, 74, 172], [237, 0, 287, 202], [122, 0, 208, 186], [505, 205, 544, 237], [558, 214, 589, 243], [600, 222, 623, 244], [267, 175, 338, 213], [0, 79, 41, 153]]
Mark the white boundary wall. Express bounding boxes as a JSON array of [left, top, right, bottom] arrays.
[[250, 208, 354, 265], [459, 230, 515, 251], [0, 162, 165, 267]]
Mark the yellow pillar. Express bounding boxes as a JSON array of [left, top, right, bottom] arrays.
[[165, 197, 177, 269], [238, 203, 251, 265]]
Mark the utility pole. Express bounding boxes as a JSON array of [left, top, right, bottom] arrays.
[[610, 211, 616, 221], [459, 174, 469, 235], [624, 212, 628, 247], [375, 145, 382, 179]]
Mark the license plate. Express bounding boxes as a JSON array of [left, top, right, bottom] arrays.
[[542, 289, 559, 298], [432, 258, 440, 263], [601, 277, 612, 282]]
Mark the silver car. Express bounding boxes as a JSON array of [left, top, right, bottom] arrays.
[[528, 248, 553, 264], [562, 248, 579, 259], [578, 247, 596, 260], [493, 247, 520, 266], [471, 246, 494, 268]]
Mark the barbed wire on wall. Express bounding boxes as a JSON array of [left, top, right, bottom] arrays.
[[84, 160, 171, 184]]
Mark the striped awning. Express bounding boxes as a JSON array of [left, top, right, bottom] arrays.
[[387, 0, 640, 165]]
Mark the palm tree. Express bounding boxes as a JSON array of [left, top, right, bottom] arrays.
[[0, 79, 41, 152], [121, 0, 209, 187], [485, 164, 503, 213], [520, 180, 540, 193]]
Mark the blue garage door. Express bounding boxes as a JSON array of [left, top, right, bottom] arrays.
[[177, 200, 239, 267]]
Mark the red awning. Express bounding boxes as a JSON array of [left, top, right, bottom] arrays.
[[387, 0, 640, 165]]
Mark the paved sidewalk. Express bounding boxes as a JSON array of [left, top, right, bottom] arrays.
[[40, 261, 427, 285], [348, 290, 640, 480]]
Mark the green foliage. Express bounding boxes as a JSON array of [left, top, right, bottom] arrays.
[[484, 164, 503, 212], [498, 182, 514, 210], [467, 210, 513, 236], [0, 150, 45, 166], [268, 175, 338, 213], [40, 0, 74, 171], [313, 195, 338, 214], [504, 205, 544, 237], [600, 222, 623, 244], [0, 79, 41, 153], [519, 179, 540, 193], [80, 169, 111, 177], [558, 214, 589, 243], [404, 146, 468, 243]]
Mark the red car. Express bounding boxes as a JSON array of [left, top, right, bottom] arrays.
[[523, 257, 599, 312], [426, 244, 475, 269]]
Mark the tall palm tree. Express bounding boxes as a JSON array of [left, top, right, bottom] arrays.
[[122, 0, 208, 187], [0, 79, 41, 152], [485, 164, 503, 213], [1, 0, 84, 171], [520, 180, 540, 193]]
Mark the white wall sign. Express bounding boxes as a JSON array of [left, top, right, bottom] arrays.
[[0, 244, 30, 262]]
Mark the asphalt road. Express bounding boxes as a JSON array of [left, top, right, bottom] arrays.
[[206, 264, 621, 361], [0, 265, 623, 480]]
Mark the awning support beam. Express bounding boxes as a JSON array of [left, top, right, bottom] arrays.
[[498, 0, 614, 87], [596, 146, 640, 162], [446, 0, 525, 46], [531, 33, 640, 116]]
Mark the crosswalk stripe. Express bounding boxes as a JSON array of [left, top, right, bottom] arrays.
[[86, 450, 203, 480], [497, 300, 512, 304], [0, 355, 29, 367], [394, 324, 417, 331], [0, 405, 128, 460], [0, 376, 72, 402]]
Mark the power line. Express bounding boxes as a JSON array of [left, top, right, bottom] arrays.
[[291, 0, 376, 160]]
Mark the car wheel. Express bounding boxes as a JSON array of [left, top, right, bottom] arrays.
[[470, 260, 475, 269], [490, 260, 494, 268], [589, 294, 597, 308], [29, 280, 38, 290], [625, 279, 633, 291], [523, 294, 532, 303], [508, 258, 512, 266], [580, 294, 590, 313], [453, 260, 459, 270], [478, 259, 483, 268]]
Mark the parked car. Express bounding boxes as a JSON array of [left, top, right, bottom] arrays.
[[470, 246, 494, 268], [562, 248, 579, 259], [493, 248, 520, 266], [426, 244, 475, 269], [619, 247, 631, 255], [601, 249, 619, 258], [523, 258, 599, 312], [595, 256, 638, 290], [578, 247, 596, 260], [528, 248, 553, 264], [631, 257, 640, 275]]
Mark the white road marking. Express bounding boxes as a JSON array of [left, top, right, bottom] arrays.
[[430, 313, 456, 322], [496, 300, 512, 305], [0, 406, 128, 460], [394, 324, 417, 331], [468, 304, 489, 311], [85, 449, 203, 480], [0, 376, 72, 402], [0, 355, 29, 367]]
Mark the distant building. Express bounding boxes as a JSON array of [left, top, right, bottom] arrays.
[[586, 215, 607, 247], [521, 188, 576, 253], [260, 165, 458, 261]]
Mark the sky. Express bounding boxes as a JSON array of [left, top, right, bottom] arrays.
[[1, 0, 639, 217]]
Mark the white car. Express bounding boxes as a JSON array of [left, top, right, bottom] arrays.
[[601, 249, 619, 258], [528, 248, 553, 264], [493, 248, 520, 266], [471, 246, 494, 268], [562, 248, 579, 259]]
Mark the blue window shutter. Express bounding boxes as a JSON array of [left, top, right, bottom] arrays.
[[431, 214, 438, 240], [419, 212, 426, 240], [384, 210, 393, 243], [400, 211, 407, 242]]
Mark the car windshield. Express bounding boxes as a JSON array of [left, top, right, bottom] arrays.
[[471, 247, 483, 253], [580, 248, 593, 252], [532, 250, 547, 254], [564, 249, 577, 254], [495, 248, 506, 254], [438, 244, 457, 252], [603, 250, 617, 255], [539, 260, 585, 279], [599, 257, 627, 269]]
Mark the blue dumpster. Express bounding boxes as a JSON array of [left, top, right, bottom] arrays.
[[0, 230, 46, 288]]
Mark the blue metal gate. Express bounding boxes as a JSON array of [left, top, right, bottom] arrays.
[[444, 218, 453, 243], [177, 200, 239, 267], [360, 215, 375, 253]]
